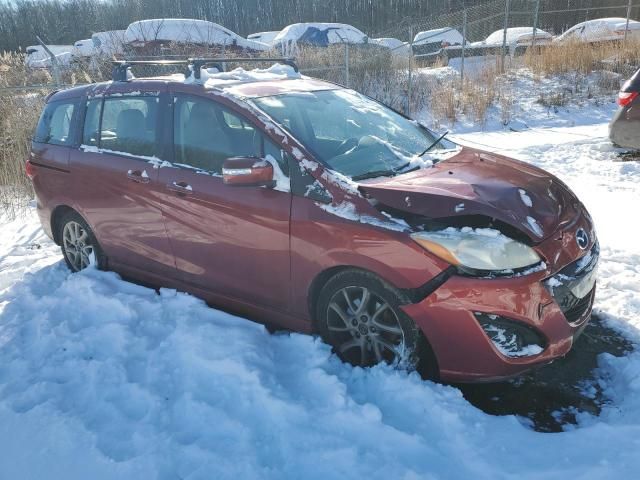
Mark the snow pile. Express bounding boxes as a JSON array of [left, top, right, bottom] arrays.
[[187, 63, 301, 87], [124, 19, 269, 51]]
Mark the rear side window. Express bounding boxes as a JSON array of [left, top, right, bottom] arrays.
[[100, 97, 159, 157], [34, 100, 78, 145]]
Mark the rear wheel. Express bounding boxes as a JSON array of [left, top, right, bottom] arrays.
[[57, 211, 105, 272], [316, 270, 436, 375]]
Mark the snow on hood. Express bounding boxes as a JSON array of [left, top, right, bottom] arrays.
[[124, 18, 269, 50], [273, 23, 368, 46], [357, 147, 581, 242], [413, 28, 464, 46]]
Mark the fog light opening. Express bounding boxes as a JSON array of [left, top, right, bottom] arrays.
[[474, 313, 545, 358]]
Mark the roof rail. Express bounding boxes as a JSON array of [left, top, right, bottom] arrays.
[[111, 57, 298, 82]]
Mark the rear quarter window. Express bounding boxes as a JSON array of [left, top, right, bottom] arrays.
[[34, 99, 78, 145]]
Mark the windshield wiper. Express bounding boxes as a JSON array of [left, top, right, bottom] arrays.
[[351, 162, 416, 181], [418, 131, 449, 157]]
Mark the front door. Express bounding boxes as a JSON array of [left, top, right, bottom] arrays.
[[68, 92, 176, 278], [158, 93, 292, 312]]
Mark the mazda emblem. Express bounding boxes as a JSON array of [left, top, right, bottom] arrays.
[[576, 228, 589, 250]]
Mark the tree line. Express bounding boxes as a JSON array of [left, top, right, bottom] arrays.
[[0, 0, 635, 53]]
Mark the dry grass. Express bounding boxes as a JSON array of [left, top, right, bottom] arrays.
[[523, 38, 640, 77]]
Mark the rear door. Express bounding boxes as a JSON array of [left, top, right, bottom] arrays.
[[157, 92, 292, 312], [68, 89, 176, 278]]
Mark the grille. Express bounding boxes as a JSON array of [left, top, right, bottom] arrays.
[[562, 288, 595, 324]]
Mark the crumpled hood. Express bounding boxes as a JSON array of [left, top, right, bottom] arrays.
[[358, 147, 582, 243]]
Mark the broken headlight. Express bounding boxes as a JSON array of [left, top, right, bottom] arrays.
[[410, 228, 541, 274]]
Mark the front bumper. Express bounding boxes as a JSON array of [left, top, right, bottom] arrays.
[[401, 243, 598, 383]]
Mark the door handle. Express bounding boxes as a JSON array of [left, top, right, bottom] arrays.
[[167, 181, 193, 195], [127, 169, 150, 184]]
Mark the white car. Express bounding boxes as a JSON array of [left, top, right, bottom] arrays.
[[482, 27, 553, 47], [555, 18, 640, 43], [125, 19, 269, 51], [72, 39, 94, 58], [91, 30, 127, 56], [25, 45, 74, 68], [369, 37, 411, 56], [247, 31, 280, 46], [272, 23, 368, 55]]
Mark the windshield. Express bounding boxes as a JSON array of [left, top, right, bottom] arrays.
[[251, 89, 456, 180]]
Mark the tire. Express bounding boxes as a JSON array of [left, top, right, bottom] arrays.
[[57, 211, 106, 272], [315, 269, 438, 378]]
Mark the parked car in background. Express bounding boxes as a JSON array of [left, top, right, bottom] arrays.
[[369, 37, 411, 56], [412, 27, 465, 60], [247, 31, 280, 46], [555, 18, 640, 44], [25, 44, 74, 68], [124, 18, 269, 55], [610, 68, 640, 150], [272, 22, 368, 55], [27, 60, 598, 383], [72, 39, 94, 59], [469, 27, 553, 57], [92, 30, 127, 57]]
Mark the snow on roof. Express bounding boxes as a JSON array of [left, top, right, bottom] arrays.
[[125, 18, 269, 51], [186, 63, 302, 88], [413, 27, 464, 46], [369, 37, 411, 55], [247, 31, 280, 45], [555, 17, 640, 42], [484, 27, 553, 46], [273, 23, 368, 46]]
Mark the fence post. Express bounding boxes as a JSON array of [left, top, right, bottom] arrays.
[[625, 0, 633, 42], [407, 23, 413, 116], [532, 0, 540, 50], [461, 9, 467, 85], [345, 42, 350, 87], [36, 35, 61, 86], [501, 0, 511, 73]]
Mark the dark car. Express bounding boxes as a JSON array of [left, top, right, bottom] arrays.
[[610, 68, 640, 150], [27, 59, 598, 382]]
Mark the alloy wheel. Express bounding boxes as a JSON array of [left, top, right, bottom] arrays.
[[62, 221, 94, 272], [326, 286, 406, 366]]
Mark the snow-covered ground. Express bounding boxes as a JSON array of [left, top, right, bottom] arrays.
[[1, 108, 639, 478]]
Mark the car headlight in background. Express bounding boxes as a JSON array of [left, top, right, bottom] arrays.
[[410, 228, 542, 273]]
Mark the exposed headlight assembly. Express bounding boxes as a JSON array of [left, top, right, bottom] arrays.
[[410, 227, 542, 275]]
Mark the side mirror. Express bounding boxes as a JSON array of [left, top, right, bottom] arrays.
[[222, 156, 275, 187]]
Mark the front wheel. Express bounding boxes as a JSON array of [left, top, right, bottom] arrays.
[[316, 270, 436, 375], [58, 211, 105, 272]]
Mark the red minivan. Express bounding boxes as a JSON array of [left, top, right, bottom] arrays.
[[27, 60, 598, 382]]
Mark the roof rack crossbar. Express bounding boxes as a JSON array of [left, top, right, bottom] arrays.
[[111, 57, 298, 82]]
